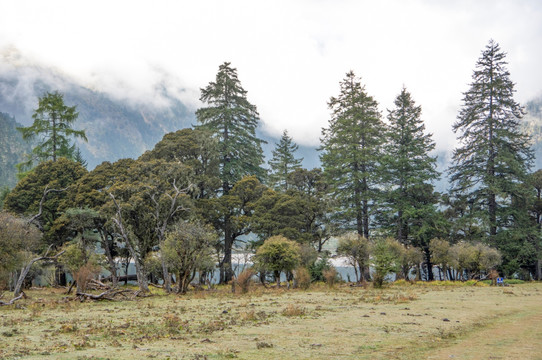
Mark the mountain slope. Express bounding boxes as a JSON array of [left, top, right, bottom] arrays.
[[0, 112, 31, 187], [0, 54, 194, 170]]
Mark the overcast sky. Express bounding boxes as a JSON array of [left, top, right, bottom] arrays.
[[1, 0, 541, 155]]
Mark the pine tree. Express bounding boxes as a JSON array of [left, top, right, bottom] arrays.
[[320, 71, 385, 239], [268, 130, 303, 191], [17, 91, 87, 172], [381, 87, 439, 244], [196, 62, 266, 194], [449, 40, 533, 249]]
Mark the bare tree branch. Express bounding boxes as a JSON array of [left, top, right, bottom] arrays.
[[13, 246, 66, 297], [0, 292, 27, 306], [27, 184, 69, 231]]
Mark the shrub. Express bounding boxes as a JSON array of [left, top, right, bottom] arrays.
[[308, 255, 331, 282], [254, 235, 300, 287], [336, 233, 370, 283], [235, 268, 255, 294], [294, 267, 311, 290], [372, 239, 400, 288], [281, 304, 305, 317], [323, 267, 339, 287]]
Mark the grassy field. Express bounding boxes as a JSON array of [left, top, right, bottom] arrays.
[[1, 282, 541, 360]]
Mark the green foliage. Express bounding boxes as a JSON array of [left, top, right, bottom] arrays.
[[139, 128, 221, 199], [0, 212, 42, 288], [17, 91, 87, 171], [196, 62, 266, 193], [252, 189, 308, 244], [429, 238, 452, 279], [380, 87, 439, 244], [268, 130, 303, 191], [163, 221, 217, 294], [447, 241, 501, 280], [320, 71, 385, 238], [448, 40, 534, 270], [308, 255, 331, 283], [198, 175, 265, 283], [336, 232, 371, 282], [372, 238, 400, 288], [0, 186, 10, 210], [254, 235, 301, 285], [4, 158, 88, 235]]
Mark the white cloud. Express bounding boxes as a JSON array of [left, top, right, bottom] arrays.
[[0, 0, 541, 154]]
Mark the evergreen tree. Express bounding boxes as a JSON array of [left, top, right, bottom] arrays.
[[381, 87, 439, 244], [268, 130, 303, 191], [73, 147, 88, 169], [195, 62, 266, 283], [448, 40, 534, 258], [196, 62, 266, 194], [320, 71, 385, 239], [17, 91, 87, 171]]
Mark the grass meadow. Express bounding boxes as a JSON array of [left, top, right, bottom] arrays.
[[1, 281, 541, 359]]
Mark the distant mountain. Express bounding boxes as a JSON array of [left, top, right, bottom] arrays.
[[0, 53, 194, 171], [0, 112, 31, 187], [523, 96, 542, 170]]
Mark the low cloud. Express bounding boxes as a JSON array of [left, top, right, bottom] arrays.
[[0, 0, 541, 155]]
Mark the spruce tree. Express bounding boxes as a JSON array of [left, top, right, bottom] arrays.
[[448, 40, 533, 251], [195, 62, 266, 283], [381, 87, 439, 244], [268, 130, 303, 191], [196, 62, 266, 194], [320, 71, 385, 239]]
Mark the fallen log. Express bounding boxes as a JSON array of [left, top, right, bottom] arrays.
[[76, 289, 134, 301]]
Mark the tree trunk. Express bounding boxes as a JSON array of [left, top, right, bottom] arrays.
[[160, 251, 171, 292], [100, 231, 118, 287], [221, 214, 234, 284], [14, 248, 65, 296], [110, 193, 149, 292], [362, 199, 369, 240], [423, 248, 434, 281]]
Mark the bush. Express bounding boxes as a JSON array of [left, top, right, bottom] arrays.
[[254, 235, 300, 287], [323, 267, 339, 287], [336, 233, 371, 283], [281, 304, 305, 317], [309, 255, 331, 282], [372, 239, 400, 288], [294, 267, 311, 290], [236, 268, 255, 294]]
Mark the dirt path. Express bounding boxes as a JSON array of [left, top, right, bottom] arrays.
[[425, 305, 542, 360]]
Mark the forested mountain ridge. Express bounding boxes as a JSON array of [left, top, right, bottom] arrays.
[[0, 53, 194, 171], [523, 96, 542, 169], [0, 113, 31, 187], [0, 55, 320, 187]]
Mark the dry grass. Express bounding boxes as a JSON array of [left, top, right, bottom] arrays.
[[0, 282, 541, 359]]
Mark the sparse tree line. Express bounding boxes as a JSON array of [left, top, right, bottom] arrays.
[[1, 40, 541, 300]]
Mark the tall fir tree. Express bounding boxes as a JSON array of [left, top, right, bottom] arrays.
[[17, 91, 87, 172], [268, 130, 303, 191], [320, 71, 385, 239], [196, 62, 266, 194], [195, 62, 266, 283], [380, 87, 439, 245], [448, 40, 534, 270]]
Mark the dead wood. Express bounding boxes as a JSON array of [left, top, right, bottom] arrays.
[[76, 288, 134, 301], [0, 291, 27, 306], [14, 246, 66, 297]]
